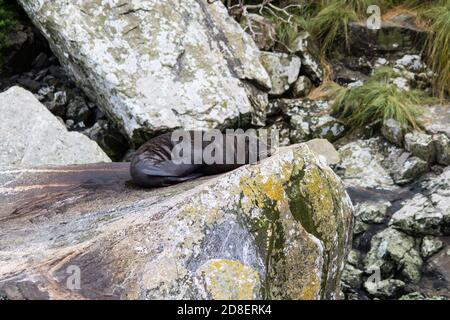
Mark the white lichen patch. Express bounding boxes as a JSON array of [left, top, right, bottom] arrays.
[[18, 0, 271, 142]]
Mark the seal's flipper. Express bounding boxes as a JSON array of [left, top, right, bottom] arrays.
[[139, 161, 203, 177]]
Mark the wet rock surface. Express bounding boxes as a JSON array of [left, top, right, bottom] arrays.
[[339, 137, 450, 299]]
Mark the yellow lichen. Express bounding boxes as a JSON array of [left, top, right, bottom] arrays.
[[300, 166, 337, 250], [298, 272, 321, 300], [197, 259, 260, 300]]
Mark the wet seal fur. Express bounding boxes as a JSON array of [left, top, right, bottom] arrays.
[[130, 131, 272, 188]]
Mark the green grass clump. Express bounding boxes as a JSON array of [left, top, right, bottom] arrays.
[[370, 66, 401, 82], [259, 1, 315, 51], [242, 1, 449, 97], [332, 77, 426, 130], [310, 1, 357, 53], [320, 0, 374, 15], [423, 2, 450, 98], [0, 0, 17, 50]]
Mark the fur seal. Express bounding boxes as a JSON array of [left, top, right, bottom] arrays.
[[130, 130, 271, 188]]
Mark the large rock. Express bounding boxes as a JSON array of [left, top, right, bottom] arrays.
[[382, 144, 429, 185], [420, 104, 450, 138], [305, 139, 340, 166], [390, 168, 450, 236], [364, 227, 422, 283], [355, 201, 390, 224], [18, 0, 271, 145], [0, 86, 110, 167], [404, 131, 436, 164], [292, 76, 313, 98], [381, 119, 406, 147], [434, 134, 450, 166], [268, 99, 346, 143], [421, 246, 450, 298], [348, 15, 428, 58], [0, 144, 353, 300], [364, 279, 405, 299], [291, 31, 323, 83], [338, 138, 395, 190]]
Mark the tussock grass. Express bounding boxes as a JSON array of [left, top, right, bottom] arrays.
[[241, 1, 449, 97], [370, 66, 400, 82], [268, 13, 310, 51], [320, 0, 374, 15], [310, 2, 357, 53], [261, 1, 315, 51], [332, 77, 426, 130], [308, 80, 344, 100], [423, 2, 450, 98]]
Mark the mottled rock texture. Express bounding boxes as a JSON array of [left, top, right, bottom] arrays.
[[17, 0, 271, 145], [260, 52, 301, 96], [0, 144, 353, 300], [0, 86, 110, 167]]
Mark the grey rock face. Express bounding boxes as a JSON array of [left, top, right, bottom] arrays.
[[355, 201, 391, 224], [364, 279, 405, 299], [404, 131, 436, 164], [381, 119, 405, 147], [291, 31, 323, 83], [342, 264, 363, 289], [364, 227, 422, 283], [266, 99, 346, 144], [420, 104, 450, 138], [290, 100, 346, 142], [338, 138, 395, 190], [390, 194, 445, 236], [305, 139, 340, 166], [260, 52, 301, 96], [399, 292, 448, 300], [0, 86, 110, 167], [423, 247, 450, 297], [0, 144, 354, 300], [390, 168, 450, 236], [421, 236, 443, 258], [292, 76, 313, 98], [389, 153, 428, 185], [18, 0, 271, 144], [434, 134, 450, 166]]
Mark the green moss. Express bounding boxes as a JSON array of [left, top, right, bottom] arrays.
[[0, 0, 17, 50], [239, 175, 286, 299]]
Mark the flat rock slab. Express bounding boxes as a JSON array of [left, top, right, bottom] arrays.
[[0, 144, 353, 300], [420, 104, 450, 138], [18, 0, 271, 144]]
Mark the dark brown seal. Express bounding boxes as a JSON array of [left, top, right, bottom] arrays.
[[130, 130, 271, 188]]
